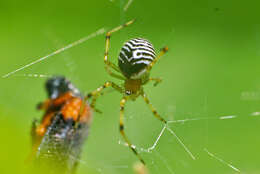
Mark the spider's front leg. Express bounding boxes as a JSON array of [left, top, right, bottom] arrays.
[[84, 81, 123, 113], [103, 19, 135, 80], [148, 77, 162, 87], [146, 46, 168, 72]]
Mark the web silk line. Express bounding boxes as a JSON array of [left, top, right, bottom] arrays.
[[204, 148, 241, 173], [154, 151, 175, 174], [147, 125, 167, 152], [167, 111, 260, 124], [124, 0, 134, 11], [2, 28, 106, 78], [119, 123, 196, 160], [13, 73, 52, 78], [166, 125, 196, 160], [119, 111, 260, 161]]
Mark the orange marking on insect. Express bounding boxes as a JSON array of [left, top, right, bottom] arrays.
[[61, 98, 82, 121], [36, 112, 55, 136], [35, 92, 92, 138]]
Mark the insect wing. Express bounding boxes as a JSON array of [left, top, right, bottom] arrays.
[[34, 113, 89, 174]]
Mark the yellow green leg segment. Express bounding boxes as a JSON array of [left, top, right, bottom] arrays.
[[141, 92, 167, 124], [149, 77, 162, 86], [119, 96, 146, 165], [146, 46, 169, 72], [104, 19, 135, 79], [84, 81, 123, 113]]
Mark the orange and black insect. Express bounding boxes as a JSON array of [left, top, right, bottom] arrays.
[[30, 76, 92, 173]]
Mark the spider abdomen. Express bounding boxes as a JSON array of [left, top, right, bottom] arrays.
[[118, 38, 155, 79]]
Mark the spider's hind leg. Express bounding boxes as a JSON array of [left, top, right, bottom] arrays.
[[105, 65, 125, 80], [119, 96, 146, 165], [141, 91, 167, 124]]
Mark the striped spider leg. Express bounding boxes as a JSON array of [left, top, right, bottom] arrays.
[[84, 19, 168, 165]]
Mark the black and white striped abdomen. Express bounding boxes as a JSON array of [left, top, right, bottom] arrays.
[[118, 38, 156, 79]]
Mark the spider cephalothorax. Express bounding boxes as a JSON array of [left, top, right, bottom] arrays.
[[85, 19, 168, 164]]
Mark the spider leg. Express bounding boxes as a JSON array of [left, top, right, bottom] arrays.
[[84, 81, 123, 113], [146, 46, 168, 72], [104, 19, 135, 79], [141, 91, 167, 124], [105, 65, 125, 80], [119, 96, 146, 165], [148, 77, 162, 87]]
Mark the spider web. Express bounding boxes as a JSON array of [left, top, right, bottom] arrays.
[[2, 0, 260, 174]]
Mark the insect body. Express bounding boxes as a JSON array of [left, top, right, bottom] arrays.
[[33, 77, 91, 139], [30, 76, 92, 173], [85, 19, 168, 164]]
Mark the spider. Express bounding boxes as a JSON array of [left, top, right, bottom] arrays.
[[84, 19, 168, 165]]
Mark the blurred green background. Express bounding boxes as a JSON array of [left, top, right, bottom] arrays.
[[1, 0, 260, 173]]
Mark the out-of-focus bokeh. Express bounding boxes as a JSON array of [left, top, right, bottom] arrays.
[[1, 0, 260, 173]]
